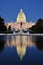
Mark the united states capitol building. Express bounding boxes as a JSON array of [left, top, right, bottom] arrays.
[[5, 9, 35, 31]]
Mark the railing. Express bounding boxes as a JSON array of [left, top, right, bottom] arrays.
[[0, 33, 43, 36]]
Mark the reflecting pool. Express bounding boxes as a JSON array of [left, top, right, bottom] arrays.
[[0, 35, 43, 65]]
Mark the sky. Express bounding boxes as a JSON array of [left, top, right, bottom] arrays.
[[0, 0, 43, 22]]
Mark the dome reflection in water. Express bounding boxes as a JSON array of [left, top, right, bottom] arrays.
[[0, 35, 43, 65], [6, 35, 35, 60], [16, 45, 26, 60]]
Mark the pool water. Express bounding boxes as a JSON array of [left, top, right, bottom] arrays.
[[0, 35, 43, 65]]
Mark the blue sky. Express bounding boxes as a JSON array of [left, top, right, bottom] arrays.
[[0, 0, 43, 22]]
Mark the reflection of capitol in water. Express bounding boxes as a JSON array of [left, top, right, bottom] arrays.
[[6, 36, 35, 47], [6, 36, 35, 60]]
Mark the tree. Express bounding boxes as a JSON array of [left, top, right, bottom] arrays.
[[0, 16, 7, 33], [29, 18, 43, 33], [8, 25, 11, 31]]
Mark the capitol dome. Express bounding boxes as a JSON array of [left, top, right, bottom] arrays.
[[17, 9, 26, 22]]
